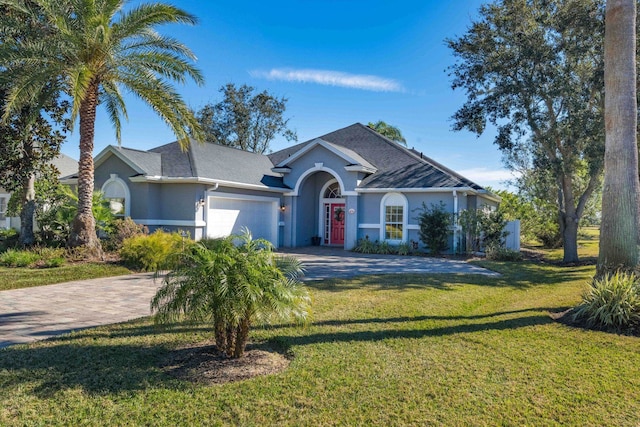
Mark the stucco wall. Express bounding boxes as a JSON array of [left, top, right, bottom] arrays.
[[282, 145, 360, 193]]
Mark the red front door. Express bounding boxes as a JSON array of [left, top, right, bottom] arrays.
[[330, 203, 345, 245]]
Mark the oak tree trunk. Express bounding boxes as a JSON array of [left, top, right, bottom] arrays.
[[598, 0, 639, 275], [68, 79, 103, 257]]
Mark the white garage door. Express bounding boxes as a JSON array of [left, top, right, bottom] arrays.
[[207, 196, 276, 245]]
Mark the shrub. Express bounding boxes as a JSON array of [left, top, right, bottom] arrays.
[[459, 206, 509, 253], [573, 272, 640, 332], [36, 187, 115, 245], [43, 257, 65, 268], [396, 242, 413, 256], [353, 238, 378, 254], [416, 202, 451, 255], [485, 246, 522, 261], [120, 230, 188, 271], [0, 228, 19, 252], [105, 217, 149, 251], [0, 249, 40, 267]]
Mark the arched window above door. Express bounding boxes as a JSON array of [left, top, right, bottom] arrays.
[[323, 182, 342, 199]]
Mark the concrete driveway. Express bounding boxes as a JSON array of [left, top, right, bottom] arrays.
[[0, 248, 497, 348]]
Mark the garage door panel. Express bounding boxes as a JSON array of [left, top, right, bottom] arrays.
[[208, 197, 274, 243]]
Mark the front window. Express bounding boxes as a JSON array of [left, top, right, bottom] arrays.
[[385, 205, 403, 240], [0, 196, 7, 221], [381, 192, 407, 243]]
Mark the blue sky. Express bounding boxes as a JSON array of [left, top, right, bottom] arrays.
[[63, 0, 515, 189]]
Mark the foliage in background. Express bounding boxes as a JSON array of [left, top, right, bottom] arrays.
[[494, 188, 562, 248], [458, 206, 508, 253], [36, 187, 115, 246], [415, 202, 451, 255], [120, 230, 188, 271], [152, 228, 311, 358], [573, 272, 640, 332], [196, 83, 297, 153], [0, 1, 71, 246], [448, 0, 606, 263], [367, 120, 407, 145]]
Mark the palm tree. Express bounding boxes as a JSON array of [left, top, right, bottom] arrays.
[[597, 0, 639, 275], [1, 0, 204, 255], [367, 120, 407, 145], [152, 228, 311, 358]]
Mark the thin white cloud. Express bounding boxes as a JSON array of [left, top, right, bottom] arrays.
[[458, 168, 520, 188], [250, 68, 404, 92]]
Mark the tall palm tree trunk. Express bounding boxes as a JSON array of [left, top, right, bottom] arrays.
[[597, 0, 639, 275], [68, 80, 102, 256]]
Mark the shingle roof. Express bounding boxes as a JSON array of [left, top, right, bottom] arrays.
[[269, 123, 485, 190], [117, 147, 162, 176], [145, 140, 288, 188], [51, 153, 78, 177]]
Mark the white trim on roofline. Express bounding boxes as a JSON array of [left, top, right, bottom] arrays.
[[275, 138, 375, 171], [128, 176, 290, 193], [133, 219, 207, 227], [94, 145, 147, 174], [355, 186, 501, 202], [344, 165, 377, 173]]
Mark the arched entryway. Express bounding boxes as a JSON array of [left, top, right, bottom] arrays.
[[292, 170, 346, 247]]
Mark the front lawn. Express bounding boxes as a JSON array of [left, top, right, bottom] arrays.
[[0, 263, 133, 291], [1, 260, 639, 425]]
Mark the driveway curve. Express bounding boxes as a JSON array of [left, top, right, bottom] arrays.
[[0, 249, 497, 348]]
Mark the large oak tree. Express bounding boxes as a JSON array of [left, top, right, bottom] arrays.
[[448, 0, 605, 263]]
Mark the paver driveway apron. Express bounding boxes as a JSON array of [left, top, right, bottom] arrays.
[[0, 251, 497, 348], [0, 273, 160, 349]]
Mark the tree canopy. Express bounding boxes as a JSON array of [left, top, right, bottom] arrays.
[[196, 83, 297, 153], [0, 0, 204, 255], [367, 120, 407, 145], [448, 0, 606, 263]]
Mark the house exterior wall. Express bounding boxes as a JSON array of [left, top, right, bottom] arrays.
[[356, 191, 456, 244], [282, 146, 360, 193]]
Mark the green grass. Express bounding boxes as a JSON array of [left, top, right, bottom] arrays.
[[0, 263, 133, 291], [527, 226, 600, 262], [2, 260, 640, 425]]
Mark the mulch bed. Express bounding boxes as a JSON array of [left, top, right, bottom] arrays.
[[160, 341, 290, 385]]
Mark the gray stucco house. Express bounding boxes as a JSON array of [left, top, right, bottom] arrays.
[[86, 123, 499, 251]]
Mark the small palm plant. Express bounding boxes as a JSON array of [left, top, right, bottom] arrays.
[[151, 228, 311, 358]]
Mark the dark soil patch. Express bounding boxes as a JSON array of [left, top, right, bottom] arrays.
[[160, 341, 290, 385]]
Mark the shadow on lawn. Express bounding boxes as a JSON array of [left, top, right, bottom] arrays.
[[0, 323, 213, 397], [275, 310, 556, 349]]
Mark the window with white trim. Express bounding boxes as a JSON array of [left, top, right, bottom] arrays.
[[0, 196, 7, 221], [385, 205, 403, 240], [381, 192, 407, 243]]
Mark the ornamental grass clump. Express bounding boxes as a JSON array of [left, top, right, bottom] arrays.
[[152, 228, 311, 358], [573, 272, 640, 332], [120, 230, 187, 271]]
